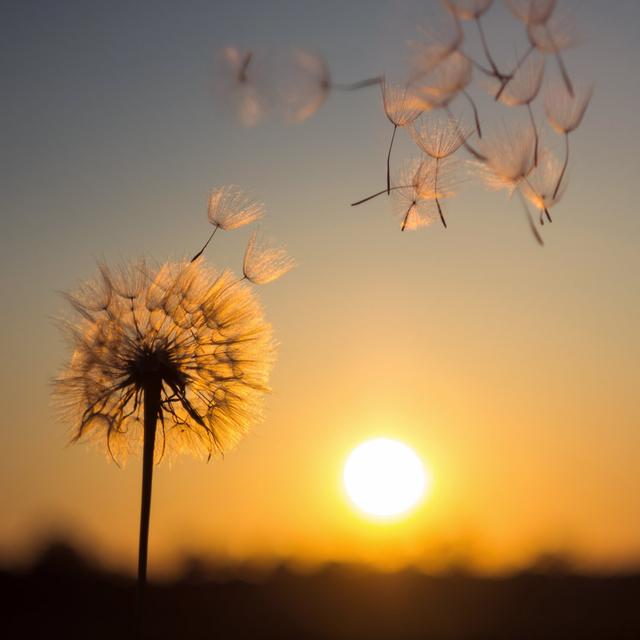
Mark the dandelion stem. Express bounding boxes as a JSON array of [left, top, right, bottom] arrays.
[[517, 189, 544, 246], [435, 157, 447, 228], [446, 106, 486, 160], [526, 103, 539, 166], [401, 203, 415, 231], [191, 226, 219, 262], [553, 133, 570, 199], [136, 378, 161, 637], [475, 17, 502, 79], [544, 24, 574, 97], [494, 46, 533, 101], [238, 51, 253, 84], [351, 185, 408, 207], [460, 50, 500, 79], [463, 90, 483, 138], [386, 124, 398, 195], [332, 76, 383, 91], [555, 50, 574, 98]]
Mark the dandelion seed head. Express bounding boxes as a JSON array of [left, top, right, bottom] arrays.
[[207, 185, 264, 231], [53, 260, 274, 463], [243, 230, 295, 285]]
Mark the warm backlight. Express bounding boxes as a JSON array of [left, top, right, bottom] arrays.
[[343, 438, 428, 519]]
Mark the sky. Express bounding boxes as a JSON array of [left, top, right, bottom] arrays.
[[1, 0, 639, 576]]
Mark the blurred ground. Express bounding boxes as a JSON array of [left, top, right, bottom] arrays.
[[1, 540, 639, 639]]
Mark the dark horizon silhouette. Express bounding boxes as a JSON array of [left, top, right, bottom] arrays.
[[3, 538, 639, 639]]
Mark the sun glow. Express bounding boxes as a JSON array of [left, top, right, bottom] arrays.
[[343, 438, 429, 519]]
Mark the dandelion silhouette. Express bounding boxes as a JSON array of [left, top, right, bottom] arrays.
[[495, 51, 545, 165], [544, 81, 592, 199], [54, 192, 292, 635], [191, 185, 264, 262], [243, 229, 295, 284], [215, 46, 268, 127], [526, 5, 578, 97], [520, 146, 567, 224], [477, 123, 545, 243], [275, 48, 382, 123], [381, 79, 424, 195], [409, 113, 470, 227]]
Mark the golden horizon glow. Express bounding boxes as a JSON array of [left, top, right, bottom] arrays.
[[343, 438, 430, 520]]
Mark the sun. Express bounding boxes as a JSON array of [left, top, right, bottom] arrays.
[[343, 438, 430, 519]]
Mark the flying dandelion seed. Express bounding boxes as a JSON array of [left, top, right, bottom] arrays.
[[214, 46, 269, 126], [191, 185, 264, 262], [526, 5, 578, 96], [391, 158, 445, 231], [410, 12, 464, 78], [243, 230, 295, 285], [443, 0, 508, 86], [519, 146, 567, 223], [409, 113, 470, 226], [381, 79, 424, 195], [544, 81, 592, 198], [412, 51, 485, 155], [476, 124, 544, 242], [277, 49, 332, 123], [53, 258, 275, 631], [478, 123, 535, 194], [495, 50, 545, 164]]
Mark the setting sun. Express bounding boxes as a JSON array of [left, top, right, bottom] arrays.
[[343, 438, 429, 519]]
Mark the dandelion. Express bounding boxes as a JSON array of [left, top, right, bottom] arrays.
[[409, 113, 471, 226], [242, 230, 295, 284], [479, 124, 535, 194], [381, 79, 424, 194], [519, 147, 567, 223], [277, 49, 331, 123], [545, 81, 592, 198], [443, 0, 511, 87], [214, 46, 269, 126], [497, 0, 556, 99], [413, 51, 485, 147], [411, 12, 464, 78], [526, 6, 578, 96], [477, 124, 544, 243], [275, 49, 381, 123], [496, 51, 545, 164], [191, 185, 264, 261], [392, 158, 447, 231], [53, 259, 274, 630], [414, 50, 472, 109]]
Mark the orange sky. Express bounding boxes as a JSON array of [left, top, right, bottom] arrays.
[[1, 0, 639, 576]]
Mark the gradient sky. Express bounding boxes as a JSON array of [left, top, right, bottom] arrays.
[[1, 0, 639, 575]]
